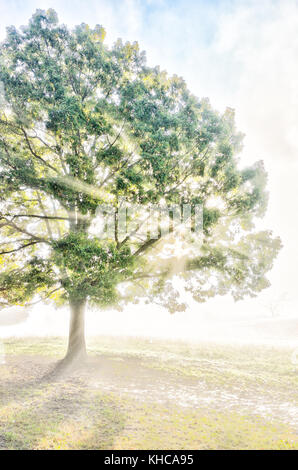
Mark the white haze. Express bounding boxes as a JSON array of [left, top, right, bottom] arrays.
[[0, 0, 297, 344]]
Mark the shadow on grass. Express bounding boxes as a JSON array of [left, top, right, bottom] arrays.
[[0, 353, 297, 450], [0, 359, 126, 449]]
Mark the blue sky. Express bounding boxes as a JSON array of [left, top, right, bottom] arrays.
[[0, 0, 289, 110], [1, 0, 298, 321]]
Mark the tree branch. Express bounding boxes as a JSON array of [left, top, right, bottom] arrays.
[[20, 127, 59, 174], [36, 191, 54, 240], [0, 240, 40, 255], [4, 214, 69, 221], [134, 235, 162, 256], [0, 217, 50, 244]]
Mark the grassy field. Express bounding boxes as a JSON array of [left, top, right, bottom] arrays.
[[0, 336, 297, 450]]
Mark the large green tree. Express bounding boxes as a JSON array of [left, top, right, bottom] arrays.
[[0, 10, 281, 364]]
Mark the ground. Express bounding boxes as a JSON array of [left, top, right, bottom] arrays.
[[0, 336, 297, 450]]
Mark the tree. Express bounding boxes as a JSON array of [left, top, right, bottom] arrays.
[[261, 292, 290, 318], [0, 10, 281, 365]]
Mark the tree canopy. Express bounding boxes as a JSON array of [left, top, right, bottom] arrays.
[[0, 9, 281, 317]]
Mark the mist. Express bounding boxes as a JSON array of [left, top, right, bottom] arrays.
[[1, 302, 297, 350], [0, 1, 297, 451]]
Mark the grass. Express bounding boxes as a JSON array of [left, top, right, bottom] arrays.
[[4, 335, 297, 396], [0, 336, 297, 450]]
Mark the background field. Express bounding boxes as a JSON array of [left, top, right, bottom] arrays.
[[0, 336, 297, 450]]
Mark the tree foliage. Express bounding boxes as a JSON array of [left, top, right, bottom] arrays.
[[0, 9, 281, 313]]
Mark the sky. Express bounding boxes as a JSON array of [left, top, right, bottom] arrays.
[[0, 0, 298, 338]]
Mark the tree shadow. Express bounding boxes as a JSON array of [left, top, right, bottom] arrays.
[[0, 358, 126, 449]]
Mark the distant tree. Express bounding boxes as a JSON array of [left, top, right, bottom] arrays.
[[261, 292, 289, 318], [0, 10, 281, 365]]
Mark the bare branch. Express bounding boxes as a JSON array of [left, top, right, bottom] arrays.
[[20, 127, 59, 174], [36, 191, 54, 240], [0, 240, 40, 255], [134, 235, 162, 256], [4, 214, 69, 221], [0, 217, 50, 244]]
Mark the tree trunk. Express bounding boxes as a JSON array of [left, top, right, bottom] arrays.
[[64, 298, 87, 364]]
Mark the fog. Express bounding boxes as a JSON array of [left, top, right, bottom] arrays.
[[0, 303, 296, 350], [0, 0, 298, 346]]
